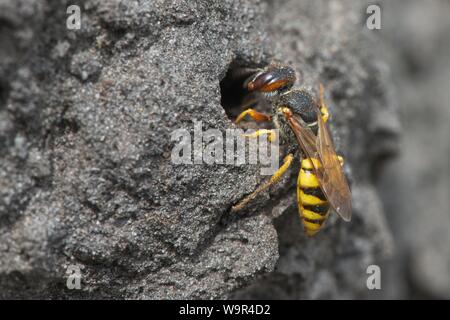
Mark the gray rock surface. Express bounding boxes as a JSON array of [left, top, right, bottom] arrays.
[[0, 0, 399, 299]]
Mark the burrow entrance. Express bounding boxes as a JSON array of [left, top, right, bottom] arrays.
[[219, 62, 272, 126]]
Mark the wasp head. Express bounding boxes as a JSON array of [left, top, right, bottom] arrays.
[[246, 65, 296, 99]]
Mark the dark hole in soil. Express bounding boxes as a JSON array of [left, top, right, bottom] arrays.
[[220, 64, 262, 117], [220, 63, 274, 131]]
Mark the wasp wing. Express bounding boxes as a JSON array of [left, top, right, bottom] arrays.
[[284, 113, 318, 163], [315, 107, 352, 221], [284, 109, 352, 222]]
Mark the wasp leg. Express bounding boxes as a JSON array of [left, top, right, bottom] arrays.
[[243, 129, 276, 142], [337, 155, 344, 166], [232, 153, 294, 212], [318, 83, 329, 123], [235, 108, 271, 124]]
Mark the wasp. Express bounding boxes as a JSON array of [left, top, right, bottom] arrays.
[[231, 65, 352, 236]]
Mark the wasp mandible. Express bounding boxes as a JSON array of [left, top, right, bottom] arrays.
[[232, 65, 352, 236]]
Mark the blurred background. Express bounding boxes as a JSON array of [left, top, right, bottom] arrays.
[[377, 0, 450, 299]]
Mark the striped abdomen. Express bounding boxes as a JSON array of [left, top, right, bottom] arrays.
[[297, 158, 330, 236]]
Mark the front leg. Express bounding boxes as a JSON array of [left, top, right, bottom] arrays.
[[235, 108, 271, 124]]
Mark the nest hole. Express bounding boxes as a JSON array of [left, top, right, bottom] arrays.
[[220, 65, 255, 119], [220, 62, 272, 123]]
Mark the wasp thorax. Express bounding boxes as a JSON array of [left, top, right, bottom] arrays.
[[277, 90, 317, 124], [272, 90, 319, 145]]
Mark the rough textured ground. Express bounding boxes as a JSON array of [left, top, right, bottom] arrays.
[[0, 0, 405, 299]]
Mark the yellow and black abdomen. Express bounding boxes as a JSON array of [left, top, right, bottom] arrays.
[[297, 158, 330, 236]]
